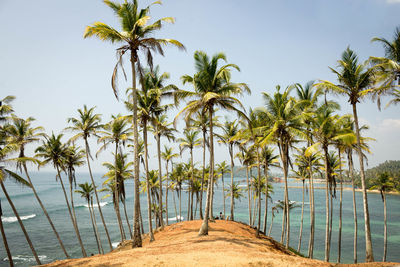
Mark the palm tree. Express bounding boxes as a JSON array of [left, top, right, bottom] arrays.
[[216, 161, 230, 219], [97, 114, 132, 240], [161, 145, 178, 225], [4, 116, 70, 258], [268, 206, 279, 236], [217, 118, 239, 221], [66, 105, 112, 251], [260, 146, 279, 234], [35, 133, 87, 257], [76, 182, 103, 254], [369, 172, 394, 262], [84, 0, 184, 248], [316, 47, 378, 262], [175, 51, 249, 235], [255, 85, 303, 248], [177, 129, 201, 220], [225, 182, 244, 213], [0, 142, 41, 265], [386, 88, 400, 107]]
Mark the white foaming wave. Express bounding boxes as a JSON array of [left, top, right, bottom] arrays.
[[168, 215, 184, 221], [2, 254, 48, 262], [112, 242, 120, 248], [77, 202, 109, 208], [1, 214, 36, 223]]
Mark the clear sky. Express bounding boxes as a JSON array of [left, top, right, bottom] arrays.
[[1, 0, 399, 173]]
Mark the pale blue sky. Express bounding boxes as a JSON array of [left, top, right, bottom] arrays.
[[1, 0, 399, 173]]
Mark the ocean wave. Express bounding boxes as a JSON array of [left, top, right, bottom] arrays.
[[1, 214, 36, 223], [76, 202, 110, 209], [168, 215, 184, 221], [112, 242, 120, 248], [2, 254, 48, 262]]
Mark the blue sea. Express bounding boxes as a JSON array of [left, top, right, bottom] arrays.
[[1, 171, 399, 266]]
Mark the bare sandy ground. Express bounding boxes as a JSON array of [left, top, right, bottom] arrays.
[[42, 220, 398, 267]]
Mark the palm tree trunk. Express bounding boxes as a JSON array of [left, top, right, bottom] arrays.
[[190, 148, 195, 220], [88, 199, 101, 254], [0, 198, 13, 267], [280, 204, 285, 243], [199, 106, 214, 236], [268, 211, 274, 236], [383, 192, 387, 262], [165, 160, 169, 225], [84, 139, 112, 251], [229, 145, 234, 221], [307, 140, 315, 259], [222, 171, 225, 219], [172, 188, 178, 221], [56, 166, 87, 257], [22, 164, 70, 258], [263, 166, 269, 233], [114, 144, 125, 241], [156, 133, 164, 227], [139, 204, 144, 235], [256, 146, 262, 237], [328, 190, 333, 258], [91, 198, 103, 254], [246, 166, 252, 225], [0, 181, 41, 265], [130, 49, 142, 248], [123, 198, 133, 239], [179, 186, 182, 221], [323, 146, 330, 262], [143, 121, 154, 241], [348, 150, 358, 263], [352, 103, 374, 262], [337, 149, 343, 263], [279, 140, 290, 248], [199, 129, 206, 220], [298, 179, 305, 252]]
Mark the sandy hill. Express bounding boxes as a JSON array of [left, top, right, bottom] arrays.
[[43, 220, 398, 267]]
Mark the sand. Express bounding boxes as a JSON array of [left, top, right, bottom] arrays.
[[42, 220, 399, 267]]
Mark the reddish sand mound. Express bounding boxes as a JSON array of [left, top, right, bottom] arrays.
[[42, 220, 398, 267]]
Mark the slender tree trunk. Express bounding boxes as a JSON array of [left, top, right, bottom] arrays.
[[84, 139, 112, 251], [156, 133, 164, 227], [307, 140, 315, 258], [22, 164, 69, 258], [179, 186, 182, 221], [199, 129, 206, 220], [165, 160, 169, 225], [91, 198, 103, 254], [199, 106, 214, 235], [246, 166, 252, 226], [139, 204, 144, 235], [56, 166, 87, 257], [256, 146, 262, 237], [114, 144, 125, 241], [329, 191, 333, 258], [122, 198, 133, 239], [338, 149, 343, 263], [298, 179, 305, 252], [263, 166, 269, 233], [172, 188, 178, 221], [143, 121, 155, 241], [229, 145, 235, 221], [190, 148, 195, 220], [268, 211, 274, 236], [281, 204, 285, 243], [279, 140, 290, 248], [88, 199, 101, 254], [252, 189, 257, 227], [0, 181, 41, 265], [0, 198, 13, 267], [383, 192, 387, 262], [323, 146, 330, 262], [352, 103, 374, 262], [221, 171, 225, 219], [348, 151, 358, 263], [130, 49, 142, 248]]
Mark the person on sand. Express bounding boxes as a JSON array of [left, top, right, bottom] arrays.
[[219, 212, 224, 220]]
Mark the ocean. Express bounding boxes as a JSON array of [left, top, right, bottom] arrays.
[[0, 171, 399, 266]]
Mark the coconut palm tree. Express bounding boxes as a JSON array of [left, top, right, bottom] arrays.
[[177, 129, 201, 220], [97, 114, 132, 240], [76, 182, 103, 254], [217, 118, 239, 221], [225, 182, 244, 213], [4, 116, 70, 258], [268, 206, 279, 236], [66, 106, 113, 251], [386, 89, 400, 107], [216, 161, 230, 219], [175, 51, 249, 235], [261, 146, 279, 234], [161, 145, 178, 225], [35, 133, 87, 257], [255, 85, 303, 248], [0, 142, 41, 265], [369, 172, 394, 262], [84, 0, 184, 247], [315, 47, 379, 261]]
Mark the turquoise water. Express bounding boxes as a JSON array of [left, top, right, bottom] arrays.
[[0, 172, 399, 266]]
